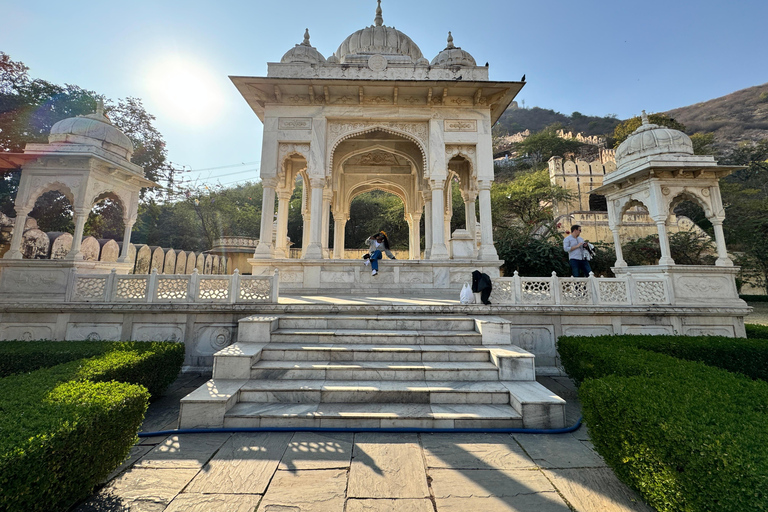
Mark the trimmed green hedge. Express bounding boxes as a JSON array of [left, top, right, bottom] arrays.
[[0, 341, 185, 512], [559, 335, 768, 511], [741, 294, 768, 302], [747, 323, 768, 340]]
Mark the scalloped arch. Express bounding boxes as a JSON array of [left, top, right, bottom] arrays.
[[328, 125, 427, 176]]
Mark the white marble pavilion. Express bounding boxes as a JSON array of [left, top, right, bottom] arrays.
[[235, 2, 523, 293]]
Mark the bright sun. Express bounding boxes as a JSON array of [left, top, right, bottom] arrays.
[[144, 55, 225, 127]]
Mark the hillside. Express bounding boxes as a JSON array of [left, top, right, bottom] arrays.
[[664, 82, 768, 153], [493, 105, 621, 137]]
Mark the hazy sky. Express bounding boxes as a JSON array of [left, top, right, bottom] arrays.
[[3, 0, 766, 187]]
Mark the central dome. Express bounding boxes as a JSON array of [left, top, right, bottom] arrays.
[[329, 0, 426, 65]]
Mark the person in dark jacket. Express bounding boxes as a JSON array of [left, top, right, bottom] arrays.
[[471, 270, 493, 305]]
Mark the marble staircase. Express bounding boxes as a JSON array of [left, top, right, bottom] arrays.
[[179, 314, 566, 430]]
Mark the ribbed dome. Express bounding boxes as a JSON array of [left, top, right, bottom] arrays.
[[615, 111, 693, 168], [332, 0, 424, 64], [431, 32, 476, 67], [281, 29, 327, 65], [49, 104, 133, 160]]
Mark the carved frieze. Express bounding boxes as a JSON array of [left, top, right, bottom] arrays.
[[278, 117, 312, 130], [444, 120, 477, 132]]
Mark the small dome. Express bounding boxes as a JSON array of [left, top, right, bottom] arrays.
[[431, 32, 477, 67], [49, 101, 133, 160], [280, 29, 327, 65], [332, 1, 424, 64], [615, 111, 693, 168]]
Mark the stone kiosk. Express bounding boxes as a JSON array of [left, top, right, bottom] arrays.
[[234, 8, 522, 294]]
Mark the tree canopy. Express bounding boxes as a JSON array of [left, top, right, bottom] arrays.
[[611, 113, 686, 147]]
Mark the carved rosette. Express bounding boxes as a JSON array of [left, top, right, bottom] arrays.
[[278, 143, 311, 165], [327, 121, 428, 172]]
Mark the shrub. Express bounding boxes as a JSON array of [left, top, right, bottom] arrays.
[[0, 341, 185, 397], [581, 373, 768, 512], [747, 323, 768, 339], [0, 341, 184, 511], [0, 362, 149, 512]]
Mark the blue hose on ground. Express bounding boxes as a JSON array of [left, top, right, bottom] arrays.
[[138, 416, 582, 437]]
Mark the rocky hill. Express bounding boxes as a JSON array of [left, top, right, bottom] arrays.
[[664, 82, 768, 153]]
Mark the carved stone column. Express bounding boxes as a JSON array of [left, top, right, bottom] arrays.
[[3, 206, 30, 259], [253, 177, 277, 259], [463, 189, 478, 243], [118, 217, 136, 262], [610, 226, 627, 267], [304, 176, 325, 259], [653, 215, 675, 265], [711, 218, 733, 266], [321, 187, 332, 259], [423, 192, 432, 259], [301, 183, 310, 254], [67, 207, 90, 260], [476, 181, 498, 260], [430, 179, 449, 260], [408, 212, 422, 260], [333, 213, 348, 259], [274, 190, 292, 259]]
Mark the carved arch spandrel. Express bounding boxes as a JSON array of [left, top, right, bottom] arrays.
[[664, 188, 714, 218], [23, 178, 80, 210], [336, 144, 421, 174], [327, 121, 428, 175], [445, 145, 477, 178]]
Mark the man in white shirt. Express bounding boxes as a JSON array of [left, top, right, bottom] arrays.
[[563, 225, 592, 277]]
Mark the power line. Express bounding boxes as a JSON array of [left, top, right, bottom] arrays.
[[198, 167, 259, 180], [181, 161, 260, 173]]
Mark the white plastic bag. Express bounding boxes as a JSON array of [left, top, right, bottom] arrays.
[[459, 283, 475, 304]]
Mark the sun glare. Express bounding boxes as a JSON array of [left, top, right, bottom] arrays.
[[144, 55, 225, 126]]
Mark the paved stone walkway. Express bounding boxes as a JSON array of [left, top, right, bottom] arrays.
[[73, 374, 654, 512]]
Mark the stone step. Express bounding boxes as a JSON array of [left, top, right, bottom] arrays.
[[238, 380, 512, 404], [249, 360, 500, 381], [259, 344, 492, 362], [270, 329, 482, 345], [223, 402, 524, 429], [276, 315, 478, 331]]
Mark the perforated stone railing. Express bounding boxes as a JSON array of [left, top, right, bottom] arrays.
[[490, 271, 670, 306], [68, 268, 279, 304]]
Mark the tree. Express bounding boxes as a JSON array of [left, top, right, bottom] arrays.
[[612, 113, 686, 147], [490, 169, 572, 234]]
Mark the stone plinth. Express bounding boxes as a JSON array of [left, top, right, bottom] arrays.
[[247, 259, 503, 295]]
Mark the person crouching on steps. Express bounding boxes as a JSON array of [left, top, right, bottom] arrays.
[[365, 231, 396, 276]]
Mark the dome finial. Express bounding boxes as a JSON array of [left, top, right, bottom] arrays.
[[374, 0, 383, 27], [301, 28, 311, 46], [96, 98, 105, 117], [641, 110, 649, 125], [446, 31, 455, 49]]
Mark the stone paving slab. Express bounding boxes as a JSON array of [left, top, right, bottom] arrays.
[[346, 498, 435, 511], [543, 467, 656, 512], [258, 469, 347, 511], [421, 432, 534, 469], [164, 493, 262, 512], [512, 433, 606, 468], [75, 468, 200, 512], [134, 433, 231, 469], [430, 468, 557, 498], [435, 493, 571, 512], [186, 432, 292, 494], [348, 433, 430, 499], [278, 432, 354, 470]]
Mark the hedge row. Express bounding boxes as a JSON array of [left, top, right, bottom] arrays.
[[559, 336, 768, 512], [0, 341, 184, 512], [746, 323, 768, 340]]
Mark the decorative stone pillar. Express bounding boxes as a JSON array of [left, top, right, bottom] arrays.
[[274, 190, 292, 258], [476, 181, 498, 260], [610, 226, 627, 267], [423, 193, 432, 259], [333, 213, 348, 259], [253, 177, 278, 259], [711, 218, 733, 266], [430, 179, 449, 260], [321, 187, 332, 259], [118, 217, 136, 262], [67, 207, 90, 260], [408, 212, 422, 260], [301, 183, 310, 254], [3, 206, 30, 259], [653, 215, 675, 265], [304, 176, 325, 259], [463, 189, 478, 242]]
